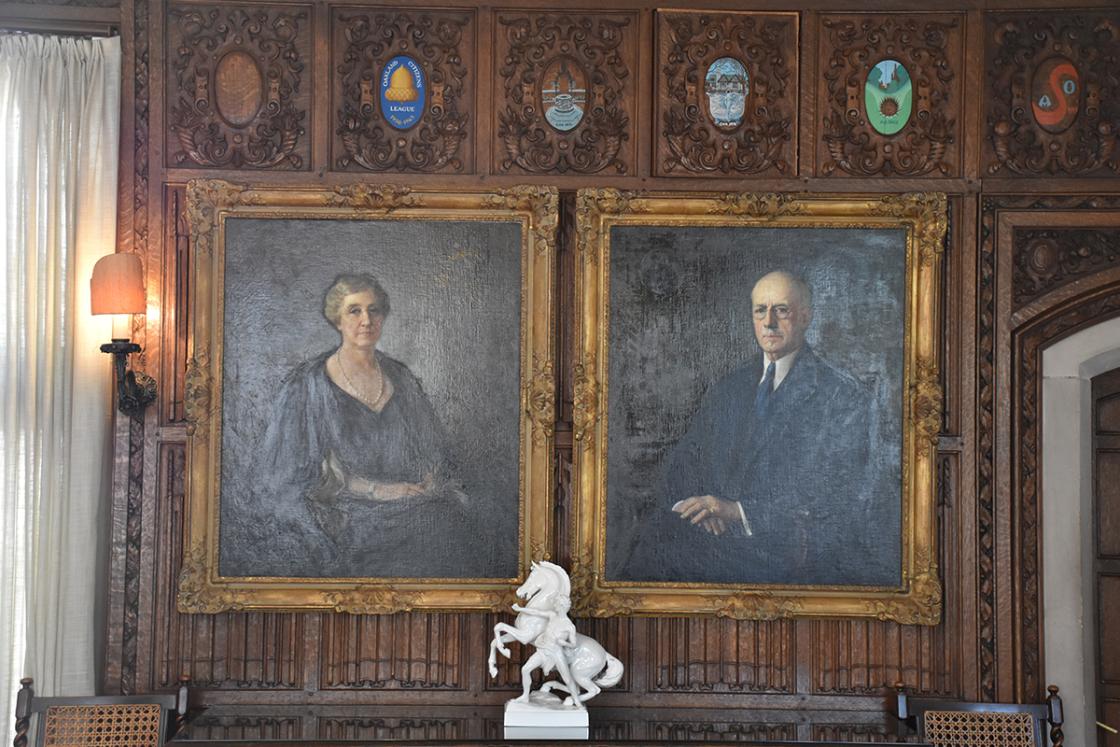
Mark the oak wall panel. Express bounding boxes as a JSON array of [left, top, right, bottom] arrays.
[[166, 3, 313, 170], [319, 612, 469, 690], [331, 7, 475, 173], [647, 619, 795, 694], [491, 11, 639, 175], [9, 0, 1119, 719], [654, 10, 798, 178], [984, 11, 1120, 177], [816, 13, 965, 178]]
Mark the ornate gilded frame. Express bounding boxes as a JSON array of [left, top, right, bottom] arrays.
[[178, 181, 557, 614], [571, 190, 945, 624]]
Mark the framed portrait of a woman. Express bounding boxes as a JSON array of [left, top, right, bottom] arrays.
[[178, 182, 557, 613]]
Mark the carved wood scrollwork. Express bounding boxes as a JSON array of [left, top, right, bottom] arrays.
[[656, 11, 798, 177], [819, 14, 962, 177], [167, 5, 310, 170], [494, 13, 637, 175], [333, 9, 473, 173], [1014, 229, 1120, 309], [985, 13, 1120, 176]]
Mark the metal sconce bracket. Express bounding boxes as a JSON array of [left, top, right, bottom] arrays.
[[100, 338, 157, 418]]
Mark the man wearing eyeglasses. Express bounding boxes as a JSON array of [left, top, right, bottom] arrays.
[[658, 270, 879, 585]]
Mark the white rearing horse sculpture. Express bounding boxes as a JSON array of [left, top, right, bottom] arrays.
[[488, 561, 624, 706]]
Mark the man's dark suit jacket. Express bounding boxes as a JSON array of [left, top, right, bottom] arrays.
[[632, 345, 894, 586]]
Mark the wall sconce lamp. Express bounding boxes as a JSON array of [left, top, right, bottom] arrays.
[[91, 253, 157, 417]]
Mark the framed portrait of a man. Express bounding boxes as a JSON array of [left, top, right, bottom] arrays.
[[178, 181, 557, 614], [570, 190, 945, 624]]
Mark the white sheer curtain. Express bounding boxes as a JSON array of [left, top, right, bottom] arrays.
[[0, 32, 121, 739]]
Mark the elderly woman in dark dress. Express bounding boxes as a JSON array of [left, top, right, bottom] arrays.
[[237, 273, 486, 579]]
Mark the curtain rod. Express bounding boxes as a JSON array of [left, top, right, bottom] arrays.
[[0, 20, 118, 37]]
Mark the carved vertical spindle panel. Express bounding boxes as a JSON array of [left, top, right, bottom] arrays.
[[812, 619, 953, 695], [153, 443, 303, 689], [318, 717, 468, 741], [813, 723, 921, 743], [166, 3, 312, 170], [184, 715, 302, 741], [319, 613, 468, 689], [650, 720, 797, 742], [648, 618, 794, 693]]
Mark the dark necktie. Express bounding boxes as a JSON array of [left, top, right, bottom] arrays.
[[754, 361, 776, 418]]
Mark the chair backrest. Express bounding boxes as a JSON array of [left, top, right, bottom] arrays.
[[13, 677, 190, 747], [896, 684, 1064, 747]]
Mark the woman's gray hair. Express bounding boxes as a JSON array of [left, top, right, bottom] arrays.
[[322, 273, 391, 328]]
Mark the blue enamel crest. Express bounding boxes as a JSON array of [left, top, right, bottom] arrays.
[[380, 55, 425, 130]]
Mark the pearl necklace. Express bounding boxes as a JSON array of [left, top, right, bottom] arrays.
[[336, 352, 384, 408]]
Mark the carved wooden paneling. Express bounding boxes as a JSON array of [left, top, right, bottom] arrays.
[[166, 4, 311, 170], [483, 718, 632, 740], [813, 723, 920, 742], [990, 195, 1120, 701], [650, 720, 797, 742], [648, 619, 794, 693], [5, 0, 118, 4], [121, 413, 146, 694], [654, 10, 798, 177], [153, 443, 303, 690], [976, 196, 1001, 702], [162, 186, 190, 425], [184, 716, 301, 741], [985, 12, 1120, 176], [1017, 289, 1120, 699], [492, 12, 638, 175], [817, 13, 964, 177], [811, 620, 953, 695], [170, 613, 305, 688], [332, 8, 474, 173], [74, 0, 1120, 717], [1013, 229, 1120, 309], [319, 613, 467, 689], [318, 718, 467, 740]]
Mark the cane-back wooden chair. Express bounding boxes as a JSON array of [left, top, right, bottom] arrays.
[[13, 676, 189, 747], [896, 683, 1064, 747]]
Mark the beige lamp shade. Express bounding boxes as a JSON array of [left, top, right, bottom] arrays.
[[91, 253, 145, 315]]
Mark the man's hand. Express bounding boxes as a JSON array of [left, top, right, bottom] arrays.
[[672, 495, 740, 535]]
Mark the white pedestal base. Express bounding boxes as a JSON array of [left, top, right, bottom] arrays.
[[503, 692, 588, 740]]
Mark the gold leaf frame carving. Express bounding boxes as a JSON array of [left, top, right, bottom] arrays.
[[179, 180, 557, 613], [571, 190, 945, 624]]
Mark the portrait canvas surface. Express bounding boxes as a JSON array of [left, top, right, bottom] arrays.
[[606, 226, 905, 587], [218, 217, 522, 580], [571, 191, 944, 623], [179, 183, 557, 614]]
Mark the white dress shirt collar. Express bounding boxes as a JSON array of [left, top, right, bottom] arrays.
[[760, 349, 799, 390]]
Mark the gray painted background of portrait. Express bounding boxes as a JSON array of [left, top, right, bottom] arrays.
[[604, 225, 907, 584], [218, 217, 522, 578]]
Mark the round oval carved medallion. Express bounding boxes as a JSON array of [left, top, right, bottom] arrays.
[[704, 57, 749, 130], [865, 59, 912, 136], [1031, 57, 1080, 134], [541, 57, 588, 132], [380, 56, 426, 131], [213, 50, 264, 128]]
